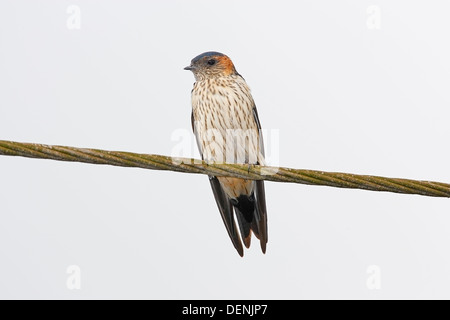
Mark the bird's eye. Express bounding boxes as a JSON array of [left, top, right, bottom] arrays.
[[207, 59, 216, 66]]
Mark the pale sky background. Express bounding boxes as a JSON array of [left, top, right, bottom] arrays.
[[1, 0, 450, 299]]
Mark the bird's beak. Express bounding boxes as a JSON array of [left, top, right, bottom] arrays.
[[184, 65, 196, 71]]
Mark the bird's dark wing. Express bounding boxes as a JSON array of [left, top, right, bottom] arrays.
[[252, 107, 265, 156], [191, 112, 244, 256], [252, 106, 268, 253], [209, 176, 244, 256]]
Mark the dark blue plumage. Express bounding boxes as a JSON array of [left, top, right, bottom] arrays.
[[191, 51, 225, 64]]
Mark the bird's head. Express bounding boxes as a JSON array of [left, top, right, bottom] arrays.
[[184, 51, 237, 81]]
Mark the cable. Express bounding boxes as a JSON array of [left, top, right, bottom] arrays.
[[0, 139, 449, 198]]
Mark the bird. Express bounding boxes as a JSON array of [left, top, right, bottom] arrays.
[[184, 51, 268, 256]]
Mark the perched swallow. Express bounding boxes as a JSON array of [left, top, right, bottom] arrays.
[[185, 51, 268, 256]]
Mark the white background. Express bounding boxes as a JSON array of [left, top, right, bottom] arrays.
[[1, 0, 450, 299]]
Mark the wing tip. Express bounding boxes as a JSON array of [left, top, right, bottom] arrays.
[[232, 231, 245, 257], [236, 244, 244, 257], [260, 240, 267, 254]]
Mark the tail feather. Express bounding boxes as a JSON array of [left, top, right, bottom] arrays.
[[209, 176, 244, 256], [231, 192, 267, 252], [255, 180, 268, 253], [209, 176, 268, 256], [234, 207, 252, 248]]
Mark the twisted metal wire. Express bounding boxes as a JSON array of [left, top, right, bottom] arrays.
[[0, 139, 449, 198]]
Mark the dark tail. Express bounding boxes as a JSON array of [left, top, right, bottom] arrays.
[[232, 182, 268, 253]]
